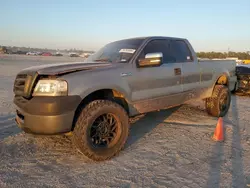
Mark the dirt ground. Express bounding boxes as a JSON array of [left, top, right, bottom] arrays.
[[0, 55, 249, 188]]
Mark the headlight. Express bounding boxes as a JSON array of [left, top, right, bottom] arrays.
[[33, 79, 68, 96]]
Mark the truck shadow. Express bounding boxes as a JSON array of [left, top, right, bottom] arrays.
[[228, 95, 245, 187], [206, 135, 225, 188], [125, 105, 181, 148], [0, 113, 20, 140], [206, 95, 245, 188]]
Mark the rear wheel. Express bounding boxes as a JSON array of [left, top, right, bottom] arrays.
[[205, 85, 231, 117], [72, 100, 129, 161]]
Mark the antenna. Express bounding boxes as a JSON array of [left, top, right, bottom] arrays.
[[227, 47, 230, 58]]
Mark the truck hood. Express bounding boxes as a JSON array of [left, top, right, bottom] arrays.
[[20, 61, 112, 75]]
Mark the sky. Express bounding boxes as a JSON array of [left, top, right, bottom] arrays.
[[1, 0, 250, 52]]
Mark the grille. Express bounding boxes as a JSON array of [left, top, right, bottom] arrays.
[[13, 74, 27, 96], [14, 95, 29, 106]]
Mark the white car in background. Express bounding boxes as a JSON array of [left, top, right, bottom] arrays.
[[69, 52, 80, 57], [26, 51, 39, 56]]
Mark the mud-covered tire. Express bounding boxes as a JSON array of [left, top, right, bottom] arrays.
[[72, 100, 129, 161], [205, 85, 231, 117]]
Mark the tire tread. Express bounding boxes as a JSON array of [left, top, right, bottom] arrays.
[[205, 85, 231, 117], [72, 100, 129, 161]]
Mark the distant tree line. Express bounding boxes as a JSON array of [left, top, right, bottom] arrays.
[[0, 45, 95, 54], [1, 44, 250, 60], [196, 51, 250, 60]]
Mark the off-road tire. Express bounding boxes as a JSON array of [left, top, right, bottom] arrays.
[[72, 100, 129, 161], [205, 85, 231, 117]]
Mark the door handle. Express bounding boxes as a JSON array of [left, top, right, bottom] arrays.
[[174, 68, 181, 75]]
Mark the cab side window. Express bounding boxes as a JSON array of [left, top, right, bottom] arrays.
[[171, 40, 193, 62], [139, 39, 176, 63]]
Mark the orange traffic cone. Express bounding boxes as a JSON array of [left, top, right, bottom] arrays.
[[212, 117, 224, 142]]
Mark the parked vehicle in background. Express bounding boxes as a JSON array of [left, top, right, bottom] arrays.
[[235, 63, 250, 94], [242, 60, 250, 64], [15, 50, 28, 55], [69, 53, 80, 57], [80, 52, 94, 58], [6, 50, 14, 54], [41, 52, 52, 56], [54, 52, 63, 56], [13, 36, 237, 161], [26, 51, 39, 55]]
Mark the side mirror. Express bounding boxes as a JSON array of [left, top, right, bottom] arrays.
[[138, 52, 163, 68]]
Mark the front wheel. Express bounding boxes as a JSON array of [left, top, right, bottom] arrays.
[[205, 85, 231, 117], [72, 100, 129, 161]]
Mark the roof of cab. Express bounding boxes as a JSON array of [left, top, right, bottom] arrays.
[[126, 36, 185, 40], [112, 36, 186, 43]]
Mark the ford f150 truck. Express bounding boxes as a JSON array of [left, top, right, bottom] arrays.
[[13, 36, 237, 161]]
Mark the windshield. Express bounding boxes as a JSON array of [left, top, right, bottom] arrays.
[[86, 38, 144, 63]]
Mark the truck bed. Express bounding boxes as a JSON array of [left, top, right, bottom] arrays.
[[199, 59, 237, 91]]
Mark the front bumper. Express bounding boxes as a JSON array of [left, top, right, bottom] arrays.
[[14, 95, 82, 135]]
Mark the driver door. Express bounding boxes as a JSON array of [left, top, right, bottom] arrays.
[[127, 39, 183, 113]]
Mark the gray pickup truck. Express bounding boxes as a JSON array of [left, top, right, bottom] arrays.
[[13, 36, 237, 161]]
